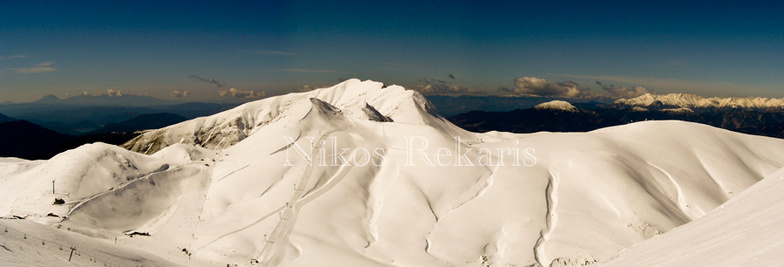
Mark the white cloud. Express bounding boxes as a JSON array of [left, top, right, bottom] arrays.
[[107, 89, 122, 97], [218, 88, 266, 98], [9, 61, 58, 74], [169, 90, 189, 98], [415, 78, 476, 95], [596, 81, 653, 98], [498, 77, 590, 98], [559, 74, 781, 97]]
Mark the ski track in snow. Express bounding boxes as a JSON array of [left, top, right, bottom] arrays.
[[256, 125, 356, 266], [270, 132, 302, 156], [534, 170, 560, 267], [214, 164, 250, 183], [65, 165, 178, 217]]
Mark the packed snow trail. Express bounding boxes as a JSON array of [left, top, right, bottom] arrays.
[[63, 165, 175, 217], [257, 127, 357, 266]]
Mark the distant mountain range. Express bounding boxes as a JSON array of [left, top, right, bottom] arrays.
[[6, 91, 784, 159], [449, 99, 784, 138], [0, 95, 238, 134], [0, 120, 72, 159], [615, 93, 784, 109], [0, 112, 13, 123], [31, 94, 175, 106], [426, 93, 784, 117], [0, 113, 188, 159], [86, 113, 186, 135], [424, 95, 613, 117]]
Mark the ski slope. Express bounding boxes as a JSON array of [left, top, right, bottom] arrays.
[[2, 79, 784, 266], [602, 167, 784, 266]]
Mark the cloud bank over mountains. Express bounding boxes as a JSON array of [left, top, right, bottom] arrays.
[[416, 78, 476, 95], [218, 88, 265, 98], [596, 81, 653, 98], [499, 77, 589, 98], [415, 75, 654, 100]]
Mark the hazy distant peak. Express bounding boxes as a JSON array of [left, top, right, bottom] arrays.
[[59, 93, 174, 107], [34, 94, 61, 103]]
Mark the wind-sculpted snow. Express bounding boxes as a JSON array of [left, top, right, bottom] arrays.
[[2, 80, 784, 266]]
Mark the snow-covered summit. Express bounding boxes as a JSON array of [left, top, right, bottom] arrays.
[[122, 79, 453, 154], [534, 100, 579, 112], [615, 93, 784, 109]]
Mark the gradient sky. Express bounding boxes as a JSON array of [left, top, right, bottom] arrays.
[[1, 0, 783, 102]]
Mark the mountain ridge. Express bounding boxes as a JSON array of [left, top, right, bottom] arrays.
[[0, 120, 73, 159], [615, 93, 784, 109], [0, 112, 13, 123], [2, 79, 784, 266], [30, 93, 175, 107], [449, 99, 784, 138]]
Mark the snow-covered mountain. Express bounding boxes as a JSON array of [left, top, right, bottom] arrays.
[[615, 93, 784, 109], [122, 79, 464, 155], [3, 79, 784, 266], [534, 100, 578, 112]]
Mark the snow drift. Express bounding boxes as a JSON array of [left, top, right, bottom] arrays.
[[2, 79, 784, 266]]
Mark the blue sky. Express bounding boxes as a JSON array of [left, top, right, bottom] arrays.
[[1, 1, 783, 102]]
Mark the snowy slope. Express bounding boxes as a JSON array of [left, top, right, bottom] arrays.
[[602, 167, 784, 266], [2, 80, 784, 266], [615, 93, 784, 109], [0, 219, 179, 267]]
